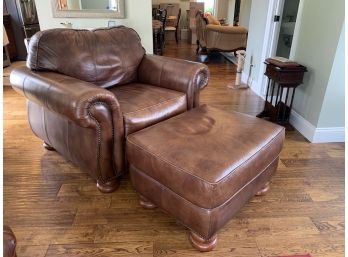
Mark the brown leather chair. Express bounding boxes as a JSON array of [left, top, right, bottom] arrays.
[[10, 26, 209, 193]]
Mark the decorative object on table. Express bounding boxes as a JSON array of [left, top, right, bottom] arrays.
[[60, 21, 72, 28], [257, 57, 307, 130], [227, 50, 248, 89], [10, 26, 209, 193], [3, 226, 17, 257], [108, 20, 116, 27], [218, 18, 227, 26], [195, 10, 247, 55]]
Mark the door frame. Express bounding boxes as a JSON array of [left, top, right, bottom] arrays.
[[256, 0, 303, 97], [255, 0, 284, 96]]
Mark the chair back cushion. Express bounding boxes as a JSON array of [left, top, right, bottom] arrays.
[[27, 26, 145, 88]]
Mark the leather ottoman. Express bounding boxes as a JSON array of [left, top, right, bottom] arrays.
[[126, 105, 285, 251]]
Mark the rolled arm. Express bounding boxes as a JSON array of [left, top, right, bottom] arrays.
[[138, 55, 210, 109], [10, 66, 122, 128], [206, 24, 248, 34]]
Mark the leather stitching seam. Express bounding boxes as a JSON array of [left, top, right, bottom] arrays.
[[87, 101, 117, 184]]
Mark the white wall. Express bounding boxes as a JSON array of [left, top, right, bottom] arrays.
[[36, 0, 153, 54], [216, 0, 229, 19], [239, 0, 251, 28], [227, 0, 235, 24], [317, 24, 345, 128], [291, 0, 344, 127]]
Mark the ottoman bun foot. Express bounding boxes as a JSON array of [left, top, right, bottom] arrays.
[[43, 141, 55, 151], [139, 195, 156, 209], [189, 231, 217, 252], [255, 182, 270, 196], [97, 179, 120, 193]]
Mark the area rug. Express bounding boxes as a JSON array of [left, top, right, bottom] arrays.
[[274, 254, 312, 257]]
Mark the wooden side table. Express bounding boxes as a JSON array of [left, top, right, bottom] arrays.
[[257, 58, 307, 130]]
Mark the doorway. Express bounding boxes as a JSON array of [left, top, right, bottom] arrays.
[[275, 0, 300, 58], [255, 0, 302, 96]]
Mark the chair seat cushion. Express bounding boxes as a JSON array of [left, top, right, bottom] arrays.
[[110, 83, 187, 136]]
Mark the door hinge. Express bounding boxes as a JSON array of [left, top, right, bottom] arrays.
[[274, 15, 280, 22]]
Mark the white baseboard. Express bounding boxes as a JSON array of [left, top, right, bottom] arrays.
[[242, 76, 345, 143], [312, 127, 345, 143], [241, 72, 248, 84], [289, 110, 317, 142], [241, 71, 259, 93], [290, 110, 345, 143]]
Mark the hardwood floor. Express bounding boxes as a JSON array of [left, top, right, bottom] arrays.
[[4, 41, 344, 257]]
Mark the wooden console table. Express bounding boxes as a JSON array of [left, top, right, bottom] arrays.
[[257, 58, 307, 130]]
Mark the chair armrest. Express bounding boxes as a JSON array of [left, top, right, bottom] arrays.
[[10, 66, 122, 129], [11, 66, 125, 176], [206, 24, 248, 34], [138, 55, 209, 109]]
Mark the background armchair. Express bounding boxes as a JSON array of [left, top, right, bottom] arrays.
[[10, 26, 209, 193], [195, 11, 248, 54]]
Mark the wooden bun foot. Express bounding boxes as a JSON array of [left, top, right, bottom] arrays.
[[189, 231, 217, 252], [43, 142, 55, 151], [3, 225, 17, 257], [139, 195, 156, 209], [255, 182, 270, 196], [97, 179, 120, 193]]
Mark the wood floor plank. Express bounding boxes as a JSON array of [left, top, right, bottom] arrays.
[[45, 242, 154, 257], [4, 41, 344, 256]]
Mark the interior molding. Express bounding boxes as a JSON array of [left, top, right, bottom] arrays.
[[290, 110, 345, 143], [289, 110, 316, 142], [248, 85, 345, 143], [50, 0, 126, 18], [312, 127, 345, 143]]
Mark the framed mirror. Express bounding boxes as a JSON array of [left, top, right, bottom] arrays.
[[51, 0, 125, 18]]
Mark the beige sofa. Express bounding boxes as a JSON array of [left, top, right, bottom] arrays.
[[196, 11, 248, 53]]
